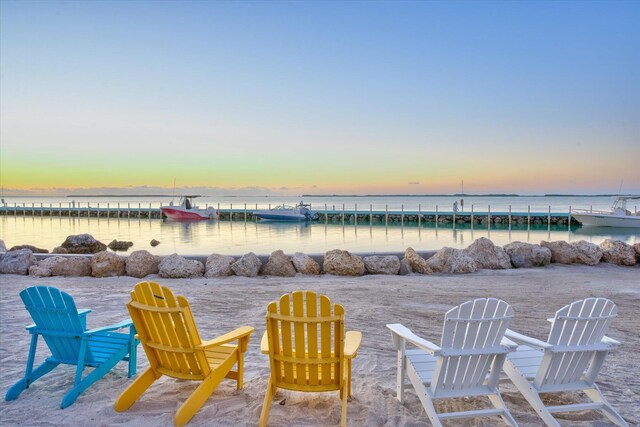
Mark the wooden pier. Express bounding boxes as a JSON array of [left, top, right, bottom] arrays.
[[0, 202, 579, 226]]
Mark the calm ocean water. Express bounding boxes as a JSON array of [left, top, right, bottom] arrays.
[[1, 196, 638, 255]]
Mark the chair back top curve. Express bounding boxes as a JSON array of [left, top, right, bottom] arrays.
[[431, 298, 513, 396], [19, 286, 93, 365], [265, 290, 345, 392], [535, 297, 617, 389], [127, 281, 210, 380]]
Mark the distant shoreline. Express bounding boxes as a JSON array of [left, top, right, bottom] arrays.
[[1, 193, 638, 198]]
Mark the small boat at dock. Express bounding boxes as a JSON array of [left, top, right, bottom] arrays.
[[571, 196, 640, 228], [160, 196, 218, 220], [253, 201, 318, 221]]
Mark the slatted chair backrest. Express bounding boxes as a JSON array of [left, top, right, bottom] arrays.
[[19, 286, 93, 365], [265, 291, 345, 392], [431, 298, 513, 397], [534, 297, 617, 391], [127, 281, 210, 380]]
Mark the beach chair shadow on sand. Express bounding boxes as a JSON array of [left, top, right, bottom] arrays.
[[387, 298, 518, 427], [259, 290, 362, 427], [5, 285, 138, 408], [114, 281, 254, 426], [504, 297, 628, 427]]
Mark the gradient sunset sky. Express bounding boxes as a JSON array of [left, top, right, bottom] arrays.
[[1, 1, 638, 196]]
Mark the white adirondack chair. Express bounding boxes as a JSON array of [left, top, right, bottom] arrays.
[[387, 298, 518, 427], [503, 297, 628, 427]]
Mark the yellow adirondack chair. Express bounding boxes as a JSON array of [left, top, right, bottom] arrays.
[[259, 290, 362, 427], [114, 281, 254, 426]]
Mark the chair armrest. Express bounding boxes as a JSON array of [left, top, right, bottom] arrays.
[[602, 336, 621, 349], [504, 329, 552, 351], [198, 326, 255, 351], [78, 309, 92, 316], [344, 331, 362, 359], [84, 319, 133, 336], [260, 331, 269, 354], [500, 336, 519, 350], [387, 323, 441, 355]]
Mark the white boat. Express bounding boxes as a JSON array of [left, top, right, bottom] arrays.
[[160, 196, 218, 220], [571, 196, 640, 228], [253, 201, 318, 221]]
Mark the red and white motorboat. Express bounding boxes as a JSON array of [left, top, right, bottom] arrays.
[[160, 196, 218, 220]]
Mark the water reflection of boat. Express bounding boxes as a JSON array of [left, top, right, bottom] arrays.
[[570, 225, 640, 239], [571, 197, 640, 228], [160, 196, 218, 220], [253, 201, 318, 221]]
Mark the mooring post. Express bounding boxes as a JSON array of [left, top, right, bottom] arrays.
[[435, 205, 439, 226], [230, 203, 233, 221], [50, 203, 52, 217], [127, 203, 130, 219], [385, 204, 388, 226], [40, 202, 43, 217], [325, 203, 328, 224], [471, 204, 474, 223], [509, 205, 512, 227], [342, 203, 345, 225], [138, 203, 141, 218], [244, 203, 247, 222], [488, 204, 491, 225], [370, 204, 373, 227], [401, 204, 404, 227], [355, 203, 358, 225], [548, 205, 551, 227], [117, 202, 120, 218], [590, 205, 593, 213], [527, 205, 531, 228], [418, 204, 421, 227], [568, 206, 572, 229]]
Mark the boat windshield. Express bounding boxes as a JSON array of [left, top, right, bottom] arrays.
[[272, 205, 295, 210]]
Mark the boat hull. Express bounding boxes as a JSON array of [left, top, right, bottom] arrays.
[[571, 213, 640, 228], [254, 212, 308, 221], [161, 207, 212, 220]]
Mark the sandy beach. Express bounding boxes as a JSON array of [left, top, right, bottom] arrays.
[[0, 264, 638, 426]]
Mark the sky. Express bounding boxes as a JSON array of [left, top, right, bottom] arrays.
[[1, 1, 639, 196]]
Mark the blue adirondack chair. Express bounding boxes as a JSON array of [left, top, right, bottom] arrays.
[[5, 286, 138, 408]]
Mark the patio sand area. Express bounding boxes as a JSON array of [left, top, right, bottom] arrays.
[[0, 263, 638, 426]]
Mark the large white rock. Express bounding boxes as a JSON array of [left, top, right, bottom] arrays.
[[261, 250, 296, 277], [571, 240, 603, 265], [159, 254, 204, 278], [402, 247, 432, 274], [126, 250, 161, 278], [426, 247, 477, 274], [323, 249, 365, 276], [51, 257, 92, 276], [29, 256, 66, 277], [92, 251, 126, 277], [0, 249, 36, 275], [600, 239, 637, 266], [231, 252, 262, 277], [363, 255, 401, 275], [503, 242, 551, 268], [205, 254, 236, 277], [463, 237, 511, 269], [291, 252, 321, 275], [540, 240, 579, 264]]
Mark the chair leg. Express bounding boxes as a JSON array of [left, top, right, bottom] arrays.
[[5, 360, 59, 401], [584, 386, 629, 427], [488, 393, 518, 427], [175, 357, 235, 427], [114, 367, 158, 412], [259, 377, 275, 427], [236, 350, 244, 390], [504, 362, 560, 427], [341, 382, 348, 427]]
